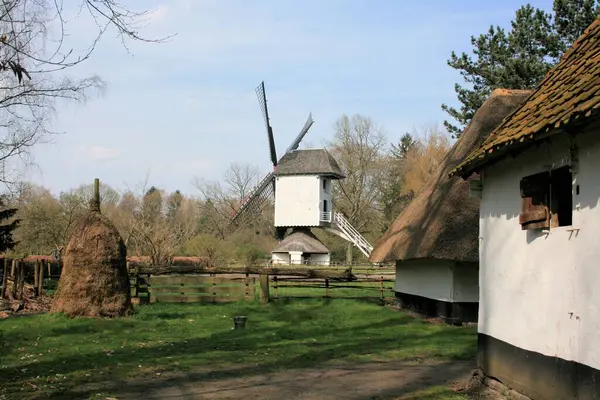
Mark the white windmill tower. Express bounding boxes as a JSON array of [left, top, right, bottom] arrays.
[[229, 82, 373, 265]]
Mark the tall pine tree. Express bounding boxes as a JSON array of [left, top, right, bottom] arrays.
[[380, 133, 416, 230], [0, 197, 19, 252], [443, 0, 600, 137]]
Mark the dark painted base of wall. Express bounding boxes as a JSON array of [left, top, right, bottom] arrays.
[[394, 291, 478, 324], [478, 333, 600, 400]]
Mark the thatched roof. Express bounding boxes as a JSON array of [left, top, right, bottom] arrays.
[[272, 228, 329, 254], [452, 16, 600, 178], [369, 89, 531, 264], [276, 149, 345, 178]]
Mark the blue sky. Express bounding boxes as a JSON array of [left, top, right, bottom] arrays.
[[23, 0, 555, 196]]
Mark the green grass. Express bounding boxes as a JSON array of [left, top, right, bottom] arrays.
[[0, 299, 476, 399]]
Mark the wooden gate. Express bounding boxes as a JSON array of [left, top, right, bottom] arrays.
[[137, 274, 256, 304]]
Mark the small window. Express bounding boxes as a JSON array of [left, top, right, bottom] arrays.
[[322, 178, 328, 192], [519, 166, 573, 230]]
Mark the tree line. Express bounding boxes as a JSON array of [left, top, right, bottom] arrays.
[[0, 0, 596, 264], [0, 114, 453, 265]]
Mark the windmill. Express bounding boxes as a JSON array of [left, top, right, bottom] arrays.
[[228, 81, 314, 239]]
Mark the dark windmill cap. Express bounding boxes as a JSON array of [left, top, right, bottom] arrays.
[[275, 149, 345, 178]]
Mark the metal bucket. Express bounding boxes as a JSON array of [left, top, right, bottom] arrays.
[[233, 316, 248, 329]]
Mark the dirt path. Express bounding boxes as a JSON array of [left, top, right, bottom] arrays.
[[72, 360, 488, 400]]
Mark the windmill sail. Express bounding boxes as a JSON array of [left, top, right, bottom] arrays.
[[286, 113, 314, 154], [228, 82, 314, 233], [256, 82, 278, 167], [229, 172, 274, 229]]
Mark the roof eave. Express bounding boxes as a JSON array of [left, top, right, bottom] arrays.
[[276, 172, 346, 178], [451, 126, 573, 179]]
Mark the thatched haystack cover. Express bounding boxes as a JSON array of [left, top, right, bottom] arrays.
[[276, 149, 345, 178], [51, 195, 132, 317], [369, 89, 532, 264], [272, 228, 329, 254]]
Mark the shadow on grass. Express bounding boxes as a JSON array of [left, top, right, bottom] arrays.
[[101, 359, 475, 400], [0, 299, 477, 399]]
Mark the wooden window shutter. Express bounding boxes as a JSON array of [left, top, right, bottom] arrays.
[[519, 171, 550, 230]]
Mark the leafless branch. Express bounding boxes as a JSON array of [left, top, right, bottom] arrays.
[[0, 0, 174, 187]]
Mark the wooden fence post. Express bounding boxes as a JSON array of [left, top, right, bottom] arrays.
[[380, 276, 384, 304], [259, 274, 270, 304], [38, 260, 44, 296], [325, 278, 330, 298], [11, 260, 18, 299], [273, 275, 278, 300], [1, 258, 8, 299], [245, 272, 251, 300], [211, 274, 217, 304], [34, 260, 39, 297], [19, 261, 25, 300], [136, 263, 141, 299]]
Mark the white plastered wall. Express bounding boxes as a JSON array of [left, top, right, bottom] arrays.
[[479, 129, 600, 371], [271, 253, 290, 265], [309, 253, 330, 266], [395, 259, 479, 303], [274, 176, 320, 227]]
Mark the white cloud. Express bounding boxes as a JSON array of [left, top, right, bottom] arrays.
[[147, 4, 169, 24]]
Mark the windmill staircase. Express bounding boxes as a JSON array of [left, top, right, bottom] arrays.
[[326, 212, 373, 258]]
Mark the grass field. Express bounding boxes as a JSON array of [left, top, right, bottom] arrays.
[[0, 299, 476, 399]]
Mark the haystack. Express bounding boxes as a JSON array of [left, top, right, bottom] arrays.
[[51, 180, 132, 317]]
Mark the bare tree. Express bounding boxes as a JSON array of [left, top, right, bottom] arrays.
[[223, 162, 259, 202], [0, 0, 172, 186], [326, 114, 388, 262], [327, 114, 387, 230], [193, 179, 236, 239], [71, 182, 121, 206], [166, 193, 198, 251], [193, 162, 261, 239]]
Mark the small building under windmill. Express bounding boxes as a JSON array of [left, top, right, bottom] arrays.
[[369, 88, 530, 324], [271, 148, 346, 265], [451, 16, 600, 400], [271, 228, 330, 265]]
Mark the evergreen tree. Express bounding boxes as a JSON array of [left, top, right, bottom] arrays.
[[0, 198, 19, 252], [166, 190, 183, 221], [443, 0, 600, 138], [381, 133, 416, 229], [390, 133, 416, 159]]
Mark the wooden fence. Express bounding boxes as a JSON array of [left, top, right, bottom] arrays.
[[0, 258, 61, 300], [132, 273, 256, 304], [0, 256, 395, 305], [128, 262, 395, 305], [269, 275, 395, 302]]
